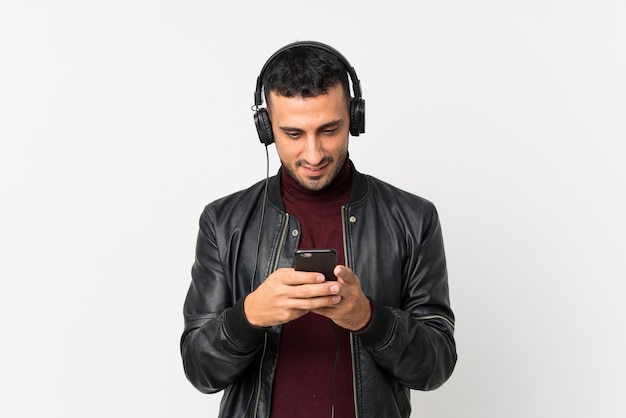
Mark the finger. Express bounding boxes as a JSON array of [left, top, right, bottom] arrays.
[[333, 265, 357, 284], [303, 295, 342, 311], [291, 282, 340, 299], [280, 269, 325, 285]]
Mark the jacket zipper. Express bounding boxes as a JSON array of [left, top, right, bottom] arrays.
[[272, 214, 291, 272], [253, 214, 291, 418], [342, 206, 360, 418], [253, 333, 268, 418]]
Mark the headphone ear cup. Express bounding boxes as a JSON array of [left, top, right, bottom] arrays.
[[349, 99, 365, 137], [254, 108, 274, 145]]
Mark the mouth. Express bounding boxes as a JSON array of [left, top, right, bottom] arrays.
[[303, 164, 326, 173], [295, 156, 334, 180], [300, 162, 329, 177]]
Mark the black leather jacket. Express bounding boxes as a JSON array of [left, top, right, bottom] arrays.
[[181, 162, 456, 417]]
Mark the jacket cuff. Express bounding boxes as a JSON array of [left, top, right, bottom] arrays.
[[222, 295, 269, 350], [354, 297, 395, 348]]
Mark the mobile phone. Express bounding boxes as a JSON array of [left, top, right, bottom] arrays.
[[294, 248, 338, 281]]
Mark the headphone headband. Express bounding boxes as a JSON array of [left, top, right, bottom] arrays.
[[254, 40, 363, 107], [253, 40, 365, 144]]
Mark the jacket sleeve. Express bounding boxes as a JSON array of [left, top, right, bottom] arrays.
[[354, 204, 457, 390], [180, 206, 269, 393]]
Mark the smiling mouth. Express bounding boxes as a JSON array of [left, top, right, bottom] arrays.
[[301, 164, 328, 177], [297, 158, 332, 175]]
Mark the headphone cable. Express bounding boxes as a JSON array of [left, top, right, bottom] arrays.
[[251, 143, 270, 293]]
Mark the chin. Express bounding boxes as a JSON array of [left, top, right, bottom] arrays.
[[296, 175, 330, 191]]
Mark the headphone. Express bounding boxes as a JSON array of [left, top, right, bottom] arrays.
[[253, 41, 365, 146]]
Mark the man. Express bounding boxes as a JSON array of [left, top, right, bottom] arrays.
[[181, 41, 456, 418]]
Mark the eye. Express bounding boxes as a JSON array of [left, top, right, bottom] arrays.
[[323, 128, 338, 136], [286, 131, 302, 139]]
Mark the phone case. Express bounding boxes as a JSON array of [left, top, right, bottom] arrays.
[[294, 248, 337, 281]]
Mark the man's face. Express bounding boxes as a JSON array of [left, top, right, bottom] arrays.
[[268, 84, 350, 191]]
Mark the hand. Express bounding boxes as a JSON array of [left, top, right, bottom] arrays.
[[244, 267, 342, 327], [312, 265, 372, 331]]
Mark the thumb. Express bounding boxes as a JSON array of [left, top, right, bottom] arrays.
[[334, 265, 356, 283]]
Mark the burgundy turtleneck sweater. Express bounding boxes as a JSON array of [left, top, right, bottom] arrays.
[[270, 159, 356, 418]]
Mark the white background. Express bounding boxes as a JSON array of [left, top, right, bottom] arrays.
[[1, 1, 624, 417]]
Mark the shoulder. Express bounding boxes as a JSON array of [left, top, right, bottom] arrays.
[[357, 172, 437, 215], [357, 174, 444, 243], [200, 178, 268, 225]]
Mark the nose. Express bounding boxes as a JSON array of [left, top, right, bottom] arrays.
[[302, 135, 324, 166]]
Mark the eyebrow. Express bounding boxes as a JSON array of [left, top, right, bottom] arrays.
[[278, 119, 344, 134]]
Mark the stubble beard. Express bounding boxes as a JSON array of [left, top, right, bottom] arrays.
[[284, 151, 348, 192]]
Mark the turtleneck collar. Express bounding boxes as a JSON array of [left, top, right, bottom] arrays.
[[280, 157, 353, 203]]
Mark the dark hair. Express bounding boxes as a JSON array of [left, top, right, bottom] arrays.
[[262, 46, 351, 107]]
